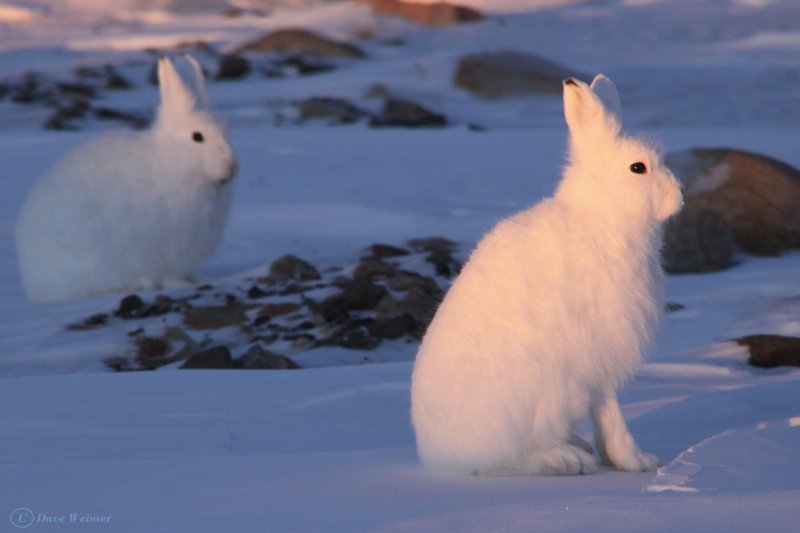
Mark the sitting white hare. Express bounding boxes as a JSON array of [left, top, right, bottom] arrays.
[[411, 74, 683, 476], [15, 56, 236, 302]]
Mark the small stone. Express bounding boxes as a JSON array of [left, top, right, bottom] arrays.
[[103, 357, 131, 372], [268, 255, 321, 282], [247, 285, 275, 299], [407, 236, 457, 254], [370, 98, 447, 128], [425, 249, 461, 277], [737, 334, 800, 368], [368, 314, 416, 340], [364, 243, 410, 259], [115, 294, 147, 319], [183, 304, 256, 330], [148, 294, 174, 316], [385, 271, 440, 293], [665, 302, 686, 312], [323, 279, 388, 311], [235, 28, 365, 58], [217, 54, 251, 80], [320, 323, 381, 350], [181, 345, 235, 369], [66, 313, 109, 331], [296, 96, 367, 124], [238, 344, 300, 369], [353, 259, 396, 280]]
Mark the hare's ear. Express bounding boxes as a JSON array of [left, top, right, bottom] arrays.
[[157, 56, 196, 122], [589, 74, 621, 123], [183, 54, 208, 108], [563, 76, 621, 142]]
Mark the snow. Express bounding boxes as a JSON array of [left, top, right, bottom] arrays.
[[2, 0, 800, 531]]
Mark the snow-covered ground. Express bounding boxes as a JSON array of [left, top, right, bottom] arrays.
[[1, 0, 800, 531]]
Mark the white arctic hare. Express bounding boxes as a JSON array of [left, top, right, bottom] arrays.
[[15, 56, 237, 302], [411, 74, 683, 476]]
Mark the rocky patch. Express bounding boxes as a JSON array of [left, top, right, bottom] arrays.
[[70, 240, 460, 372], [662, 206, 735, 273]]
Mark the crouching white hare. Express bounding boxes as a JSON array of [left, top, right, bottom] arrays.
[[411, 75, 683, 476], [15, 56, 236, 302]]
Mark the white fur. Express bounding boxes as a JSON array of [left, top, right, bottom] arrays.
[[410, 74, 682, 476], [15, 56, 236, 302]]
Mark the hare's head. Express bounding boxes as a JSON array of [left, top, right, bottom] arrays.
[[557, 75, 682, 224], [153, 56, 237, 186]]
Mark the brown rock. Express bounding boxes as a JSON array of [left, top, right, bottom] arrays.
[[665, 148, 800, 255], [216, 54, 251, 80], [662, 207, 734, 273], [370, 98, 447, 128], [737, 334, 800, 368], [238, 344, 299, 369], [296, 96, 367, 124], [358, 0, 483, 26], [353, 259, 397, 280], [184, 304, 257, 329], [363, 243, 410, 259], [235, 28, 365, 58], [181, 345, 235, 369], [268, 255, 321, 282], [454, 50, 586, 100], [324, 280, 389, 311]]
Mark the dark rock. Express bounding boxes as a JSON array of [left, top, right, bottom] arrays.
[[296, 96, 367, 124], [66, 313, 110, 331], [370, 98, 447, 128], [235, 28, 365, 58], [103, 356, 131, 372], [368, 314, 416, 340], [378, 286, 443, 336], [320, 322, 382, 350], [216, 54, 251, 80], [364, 243, 409, 259], [247, 285, 275, 299], [181, 345, 235, 369], [665, 148, 800, 255], [454, 50, 586, 99], [238, 344, 300, 369], [408, 236, 457, 254], [353, 258, 397, 280], [324, 279, 388, 311], [358, 0, 483, 26], [103, 66, 133, 90], [147, 294, 174, 316], [268, 255, 321, 282], [662, 207, 735, 273], [10, 72, 52, 104], [385, 271, 440, 293], [43, 101, 90, 131], [737, 334, 800, 368], [665, 302, 686, 312], [56, 82, 97, 101], [115, 294, 147, 319], [257, 302, 302, 320], [425, 248, 461, 277], [183, 304, 256, 329]]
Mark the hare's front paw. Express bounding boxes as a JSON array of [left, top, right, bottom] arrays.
[[611, 449, 660, 472], [525, 445, 599, 476]]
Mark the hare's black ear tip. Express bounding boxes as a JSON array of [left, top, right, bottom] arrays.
[[564, 78, 578, 87]]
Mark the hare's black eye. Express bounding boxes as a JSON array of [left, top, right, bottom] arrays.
[[192, 131, 204, 143], [630, 162, 647, 174]]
